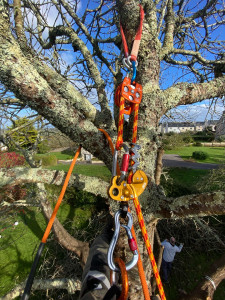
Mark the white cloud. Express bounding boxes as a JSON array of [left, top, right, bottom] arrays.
[[162, 99, 224, 122]]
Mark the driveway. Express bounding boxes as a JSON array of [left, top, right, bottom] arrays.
[[162, 154, 219, 170]]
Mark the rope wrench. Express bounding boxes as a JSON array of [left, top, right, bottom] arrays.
[[107, 4, 166, 300]]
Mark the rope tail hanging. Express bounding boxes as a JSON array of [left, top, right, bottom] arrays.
[[21, 146, 81, 300]]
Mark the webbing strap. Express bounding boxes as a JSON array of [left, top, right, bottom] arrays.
[[120, 5, 144, 61]]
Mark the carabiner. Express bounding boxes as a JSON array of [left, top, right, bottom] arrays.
[[122, 56, 138, 70], [112, 149, 118, 177], [131, 60, 137, 83], [107, 210, 138, 272], [112, 143, 130, 182]]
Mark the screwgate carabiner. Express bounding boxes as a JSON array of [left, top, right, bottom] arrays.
[[107, 210, 138, 272]]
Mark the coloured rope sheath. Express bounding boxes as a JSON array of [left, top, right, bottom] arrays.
[[115, 100, 140, 151], [130, 185, 166, 300], [116, 96, 125, 150]]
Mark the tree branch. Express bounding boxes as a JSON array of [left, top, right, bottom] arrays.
[[157, 191, 225, 219], [162, 76, 225, 110], [161, 0, 175, 56], [57, 0, 116, 77], [1, 278, 81, 300], [182, 252, 225, 300], [0, 167, 108, 198], [0, 13, 114, 165]]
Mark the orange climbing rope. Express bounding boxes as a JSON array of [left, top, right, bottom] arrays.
[[130, 185, 166, 300], [22, 146, 82, 300], [114, 258, 129, 300], [129, 209, 151, 300], [42, 145, 81, 243]]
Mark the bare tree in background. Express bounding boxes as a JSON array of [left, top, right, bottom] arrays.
[[0, 0, 225, 299]]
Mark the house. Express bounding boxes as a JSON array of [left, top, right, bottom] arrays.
[[160, 120, 218, 134], [161, 122, 196, 133], [81, 148, 93, 162]]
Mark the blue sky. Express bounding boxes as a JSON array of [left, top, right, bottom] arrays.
[[3, 0, 225, 126]]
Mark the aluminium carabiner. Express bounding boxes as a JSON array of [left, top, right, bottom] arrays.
[[107, 210, 138, 272]]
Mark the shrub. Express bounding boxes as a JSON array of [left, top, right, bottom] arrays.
[[216, 135, 225, 142], [193, 129, 215, 142], [193, 142, 202, 147], [0, 152, 25, 168], [192, 151, 208, 160], [181, 132, 194, 144], [162, 133, 185, 150], [39, 155, 57, 166], [37, 140, 50, 154]]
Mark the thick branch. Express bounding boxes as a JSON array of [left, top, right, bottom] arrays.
[[0, 13, 114, 165], [182, 252, 225, 300], [1, 278, 81, 300], [157, 191, 225, 218], [162, 76, 225, 111], [13, 0, 27, 47], [1, 167, 224, 219], [0, 167, 108, 198], [161, 0, 175, 55]]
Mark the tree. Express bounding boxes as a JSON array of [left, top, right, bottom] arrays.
[[0, 0, 225, 299], [6, 117, 38, 150]]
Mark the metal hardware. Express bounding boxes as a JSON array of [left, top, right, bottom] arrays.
[[123, 56, 138, 70], [108, 176, 133, 201], [115, 77, 142, 116], [107, 210, 138, 272], [205, 276, 216, 290], [108, 169, 148, 201], [129, 143, 141, 173], [112, 150, 118, 177]]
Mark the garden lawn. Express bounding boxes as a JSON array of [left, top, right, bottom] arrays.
[[165, 146, 225, 164], [164, 168, 209, 187], [48, 164, 111, 182], [0, 196, 96, 297], [36, 151, 74, 160], [0, 207, 47, 296]]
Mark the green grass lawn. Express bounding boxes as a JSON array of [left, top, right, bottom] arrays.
[[164, 168, 209, 186], [48, 163, 111, 182], [161, 168, 210, 197], [0, 207, 47, 296], [165, 146, 225, 164], [0, 194, 98, 297], [36, 151, 74, 160]]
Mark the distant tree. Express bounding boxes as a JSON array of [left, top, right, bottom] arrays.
[[6, 117, 38, 150]]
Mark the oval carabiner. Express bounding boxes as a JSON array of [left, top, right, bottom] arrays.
[[107, 210, 138, 272]]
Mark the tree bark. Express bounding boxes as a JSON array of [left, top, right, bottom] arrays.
[[1, 278, 81, 300]]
